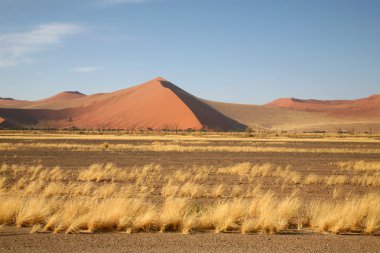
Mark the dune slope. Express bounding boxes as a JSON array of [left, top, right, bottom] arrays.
[[0, 78, 246, 131], [1, 78, 379, 132], [205, 98, 380, 132], [267, 95, 380, 119]]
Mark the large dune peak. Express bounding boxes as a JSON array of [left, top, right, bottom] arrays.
[[0, 78, 246, 131]]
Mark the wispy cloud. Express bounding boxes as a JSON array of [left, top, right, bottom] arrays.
[[0, 23, 84, 68], [71, 66, 100, 73]]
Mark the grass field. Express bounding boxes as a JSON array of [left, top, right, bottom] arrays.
[[0, 132, 379, 252]]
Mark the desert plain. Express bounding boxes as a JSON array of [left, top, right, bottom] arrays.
[[0, 132, 379, 253]]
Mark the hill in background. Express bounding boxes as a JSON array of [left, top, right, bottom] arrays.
[[0, 77, 379, 132]]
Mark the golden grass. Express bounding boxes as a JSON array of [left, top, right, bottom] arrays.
[[332, 187, 343, 200], [272, 165, 302, 184], [217, 163, 302, 185], [1, 132, 379, 143], [159, 198, 192, 233], [251, 163, 273, 177], [304, 174, 320, 185], [1, 162, 378, 200], [0, 194, 298, 234], [338, 160, 380, 172], [203, 198, 246, 233], [351, 173, 380, 187], [0, 162, 379, 235], [325, 175, 347, 186], [161, 181, 206, 198], [307, 193, 380, 234], [1, 142, 380, 154], [210, 184, 225, 198], [78, 163, 161, 183], [242, 192, 301, 234], [2, 192, 376, 235], [217, 162, 252, 175]]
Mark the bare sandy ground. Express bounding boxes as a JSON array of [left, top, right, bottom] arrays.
[[0, 226, 379, 253]]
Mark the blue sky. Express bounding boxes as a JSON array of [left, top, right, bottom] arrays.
[[0, 0, 379, 104]]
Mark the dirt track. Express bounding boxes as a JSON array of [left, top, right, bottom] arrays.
[[0, 226, 379, 253]]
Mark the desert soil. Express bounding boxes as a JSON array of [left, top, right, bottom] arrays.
[[0, 135, 379, 252], [1, 226, 379, 253]]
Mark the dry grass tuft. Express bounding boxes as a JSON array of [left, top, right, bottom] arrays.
[[203, 199, 246, 233], [0, 161, 379, 235], [3, 141, 380, 154], [304, 174, 320, 185], [332, 187, 342, 200], [338, 160, 380, 172], [325, 175, 347, 186], [159, 198, 191, 232], [307, 193, 380, 234], [351, 173, 380, 187], [210, 184, 225, 198], [242, 192, 300, 234]]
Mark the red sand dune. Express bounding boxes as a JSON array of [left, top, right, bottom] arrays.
[[0, 98, 32, 109], [0, 91, 87, 110], [0, 78, 245, 131], [1, 77, 379, 131], [266, 95, 380, 119], [39, 91, 86, 103]]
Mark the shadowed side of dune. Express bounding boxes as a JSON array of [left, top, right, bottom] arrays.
[[161, 81, 246, 131], [0, 108, 80, 129]]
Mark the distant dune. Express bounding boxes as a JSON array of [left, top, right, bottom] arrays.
[[0, 78, 379, 132], [205, 100, 380, 132], [204, 100, 333, 129], [267, 95, 380, 119], [40, 91, 86, 103]]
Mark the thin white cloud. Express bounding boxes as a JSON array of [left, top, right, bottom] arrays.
[[0, 23, 84, 68], [71, 66, 100, 73]]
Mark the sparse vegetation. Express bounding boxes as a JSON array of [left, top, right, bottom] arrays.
[[304, 173, 320, 184], [307, 193, 380, 234], [1, 141, 380, 154], [0, 133, 379, 242], [0, 162, 379, 235], [338, 160, 380, 172]]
